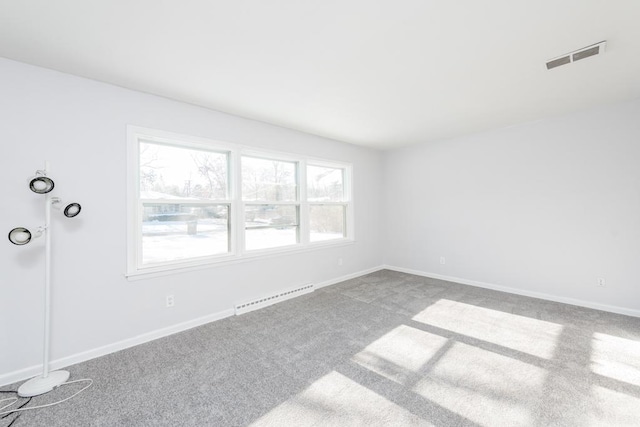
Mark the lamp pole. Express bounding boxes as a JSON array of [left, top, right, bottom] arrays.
[[43, 162, 51, 379], [17, 161, 70, 397]]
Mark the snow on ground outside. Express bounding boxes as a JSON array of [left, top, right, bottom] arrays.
[[142, 220, 342, 264]]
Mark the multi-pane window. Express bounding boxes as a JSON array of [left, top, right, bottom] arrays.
[[128, 127, 353, 276], [307, 165, 347, 242], [242, 156, 299, 251], [138, 142, 230, 266]]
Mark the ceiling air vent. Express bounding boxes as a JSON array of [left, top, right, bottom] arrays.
[[546, 41, 606, 70]]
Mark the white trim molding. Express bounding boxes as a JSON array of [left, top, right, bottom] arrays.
[[8, 263, 636, 388], [315, 265, 385, 289], [1, 265, 382, 387], [126, 125, 355, 278], [0, 308, 234, 388], [383, 265, 640, 318]]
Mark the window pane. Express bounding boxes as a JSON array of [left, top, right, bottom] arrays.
[[245, 204, 298, 250], [307, 165, 344, 202], [310, 205, 345, 242], [242, 156, 297, 201], [142, 204, 229, 264], [140, 142, 228, 200]]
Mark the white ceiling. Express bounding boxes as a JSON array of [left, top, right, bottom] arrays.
[[1, 1, 639, 150]]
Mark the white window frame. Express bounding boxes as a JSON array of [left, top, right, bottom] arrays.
[[241, 153, 301, 253], [127, 126, 354, 278], [306, 161, 351, 244]]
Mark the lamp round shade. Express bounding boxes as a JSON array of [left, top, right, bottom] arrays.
[[64, 203, 81, 218], [29, 176, 55, 194], [8, 227, 32, 245]]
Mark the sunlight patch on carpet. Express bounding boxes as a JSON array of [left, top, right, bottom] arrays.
[[412, 299, 563, 359], [250, 371, 425, 426], [588, 385, 640, 426], [412, 341, 547, 426], [351, 324, 449, 385], [591, 332, 640, 387]]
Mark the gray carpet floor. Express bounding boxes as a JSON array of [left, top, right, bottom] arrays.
[[2, 270, 640, 426]]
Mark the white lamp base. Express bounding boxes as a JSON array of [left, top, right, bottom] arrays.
[[18, 370, 70, 397]]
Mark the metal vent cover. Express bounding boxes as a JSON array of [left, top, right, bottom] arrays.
[[572, 46, 600, 62], [546, 41, 606, 70], [546, 56, 571, 70]]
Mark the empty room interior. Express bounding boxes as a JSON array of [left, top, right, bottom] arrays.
[[2, 1, 640, 426]]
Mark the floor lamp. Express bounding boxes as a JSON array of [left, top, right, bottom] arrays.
[[8, 162, 82, 397]]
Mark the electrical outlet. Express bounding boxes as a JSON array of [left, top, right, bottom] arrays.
[[440, 256, 446, 265], [597, 278, 606, 287], [338, 258, 343, 266], [166, 295, 175, 307]]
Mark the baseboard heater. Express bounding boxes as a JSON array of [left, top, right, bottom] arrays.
[[234, 283, 314, 315]]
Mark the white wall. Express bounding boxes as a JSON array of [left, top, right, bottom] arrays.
[[0, 58, 383, 383], [3, 53, 639, 386], [383, 98, 640, 313]]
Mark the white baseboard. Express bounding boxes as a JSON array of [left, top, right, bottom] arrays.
[[14, 263, 633, 387], [1, 265, 384, 388], [383, 265, 640, 318], [0, 308, 235, 388], [315, 265, 385, 289]]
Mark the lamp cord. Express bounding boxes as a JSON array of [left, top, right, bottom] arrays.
[[0, 378, 93, 424], [1, 395, 31, 427]]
